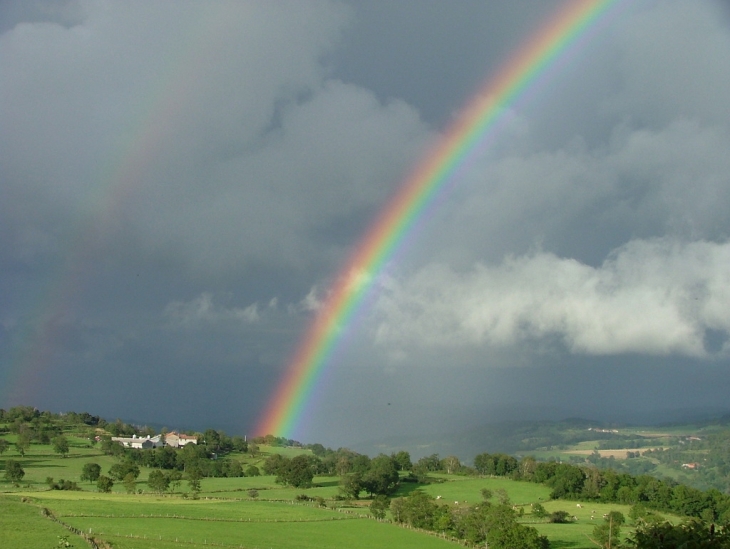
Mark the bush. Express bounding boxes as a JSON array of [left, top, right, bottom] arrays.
[[4, 460, 25, 483], [97, 475, 113, 493], [549, 510, 573, 523]]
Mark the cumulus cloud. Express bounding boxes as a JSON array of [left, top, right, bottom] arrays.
[[373, 238, 730, 357]]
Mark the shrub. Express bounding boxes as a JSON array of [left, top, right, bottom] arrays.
[[549, 510, 573, 523]]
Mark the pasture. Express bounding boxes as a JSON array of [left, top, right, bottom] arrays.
[[1, 437, 673, 549]]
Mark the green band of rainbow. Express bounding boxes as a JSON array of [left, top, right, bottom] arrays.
[[255, 0, 625, 438]]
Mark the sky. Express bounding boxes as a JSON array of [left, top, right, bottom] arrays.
[[2, 0, 730, 448]]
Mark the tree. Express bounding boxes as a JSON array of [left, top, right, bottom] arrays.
[[417, 454, 441, 472], [4, 459, 25, 483], [263, 454, 288, 476], [592, 511, 625, 549], [370, 495, 391, 519], [15, 431, 31, 457], [168, 470, 183, 493], [109, 462, 140, 481], [339, 472, 364, 500], [231, 436, 248, 453], [362, 455, 400, 496], [245, 465, 260, 477], [495, 487, 511, 505], [80, 463, 101, 483], [224, 459, 243, 478], [390, 497, 407, 523], [400, 490, 451, 531], [392, 450, 412, 471], [148, 469, 170, 494], [549, 510, 574, 523], [532, 503, 548, 519], [455, 503, 548, 549], [441, 455, 461, 474], [277, 455, 314, 488], [0, 439, 9, 455], [481, 488, 493, 501], [123, 473, 137, 494], [310, 443, 326, 457], [187, 468, 202, 497], [631, 519, 730, 549], [97, 475, 114, 493], [52, 435, 70, 458]]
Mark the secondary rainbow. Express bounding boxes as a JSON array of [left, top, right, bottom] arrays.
[[1, 5, 245, 405], [255, 0, 627, 438]]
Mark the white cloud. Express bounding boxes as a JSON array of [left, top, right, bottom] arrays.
[[298, 287, 324, 313], [164, 293, 260, 326], [372, 238, 730, 358]]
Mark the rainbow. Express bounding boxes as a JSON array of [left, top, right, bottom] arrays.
[[255, 0, 628, 438], [1, 5, 242, 405]]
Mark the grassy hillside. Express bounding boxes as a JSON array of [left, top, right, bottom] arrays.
[[1, 407, 724, 548]]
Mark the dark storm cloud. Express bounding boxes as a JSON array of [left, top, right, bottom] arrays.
[[1, 0, 729, 446]]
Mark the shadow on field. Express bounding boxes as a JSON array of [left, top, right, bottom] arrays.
[[16, 460, 64, 470], [315, 480, 340, 487], [392, 483, 425, 497], [548, 541, 581, 549]]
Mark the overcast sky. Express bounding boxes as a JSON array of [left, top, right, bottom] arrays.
[[2, 0, 730, 447]]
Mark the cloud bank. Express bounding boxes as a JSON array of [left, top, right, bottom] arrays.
[[373, 239, 730, 357]]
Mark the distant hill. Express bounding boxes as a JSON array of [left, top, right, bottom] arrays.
[[352, 407, 730, 463]]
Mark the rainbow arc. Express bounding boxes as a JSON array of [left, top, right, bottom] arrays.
[[255, 0, 628, 438]]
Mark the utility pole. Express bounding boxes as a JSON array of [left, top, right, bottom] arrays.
[[608, 514, 612, 549]]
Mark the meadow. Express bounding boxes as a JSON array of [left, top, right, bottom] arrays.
[[1, 437, 652, 549], [3, 415, 700, 549]]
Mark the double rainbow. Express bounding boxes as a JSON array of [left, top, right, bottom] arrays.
[[255, 0, 628, 438]]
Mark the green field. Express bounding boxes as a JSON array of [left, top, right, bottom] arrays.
[[0, 416, 703, 549], [2, 441, 640, 549]]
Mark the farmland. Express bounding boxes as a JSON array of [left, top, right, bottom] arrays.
[[3, 408, 727, 548], [0, 440, 651, 549]]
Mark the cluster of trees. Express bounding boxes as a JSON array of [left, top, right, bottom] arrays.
[[388, 491, 548, 549], [259, 450, 407, 495], [100, 441, 248, 480], [338, 454, 400, 498], [45, 477, 81, 491], [264, 454, 317, 488], [631, 519, 730, 548], [98, 425, 253, 480], [0, 406, 104, 458], [249, 434, 301, 448], [77, 459, 200, 496], [475, 452, 730, 523]]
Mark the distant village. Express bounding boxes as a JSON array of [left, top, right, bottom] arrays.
[[109, 431, 198, 450]]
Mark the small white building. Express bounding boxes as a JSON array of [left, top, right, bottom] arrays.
[[111, 435, 159, 449]]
